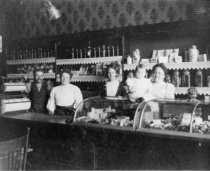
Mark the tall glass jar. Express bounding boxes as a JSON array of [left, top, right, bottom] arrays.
[[195, 69, 203, 87], [182, 70, 190, 87], [172, 70, 181, 87], [189, 45, 199, 62]]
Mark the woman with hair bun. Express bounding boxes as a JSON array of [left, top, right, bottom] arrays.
[[104, 63, 126, 97], [151, 63, 175, 99]]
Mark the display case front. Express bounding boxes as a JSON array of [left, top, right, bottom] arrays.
[[74, 96, 137, 128], [134, 99, 210, 138]]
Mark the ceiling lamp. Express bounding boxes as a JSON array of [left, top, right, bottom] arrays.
[[43, 0, 61, 20]]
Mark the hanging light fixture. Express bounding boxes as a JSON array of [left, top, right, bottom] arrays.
[[43, 0, 61, 20]]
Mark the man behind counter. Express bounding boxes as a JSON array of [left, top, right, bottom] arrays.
[[29, 69, 52, 113], [47, 71, 83, 116]]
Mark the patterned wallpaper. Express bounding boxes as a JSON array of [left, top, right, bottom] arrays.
[[3, 0, 198, 40]]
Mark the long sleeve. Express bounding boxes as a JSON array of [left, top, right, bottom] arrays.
[[165, 83, 175, 99], [47, 87, 56, 113], [73, 87, 83, 109], [116, 82, 126, 97]]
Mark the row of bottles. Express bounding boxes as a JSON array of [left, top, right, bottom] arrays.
[[57, 62, 122, 77], [58, 42, 121, 59], [7, 63, 54, 74], [7, 48, 55, 60], [165, 69, 210, 87]]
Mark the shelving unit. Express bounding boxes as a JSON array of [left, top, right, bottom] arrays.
[[175, 87, 210, 95], [124, 61, 210, 71], [57, 56, 123, 83], [7, 57, 55, 65], [56, 56, 122, 65], [7, 73, 55, 79], [124, 61, 210, 96]]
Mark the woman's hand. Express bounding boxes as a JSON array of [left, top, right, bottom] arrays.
[[48, 110, 54, 116]]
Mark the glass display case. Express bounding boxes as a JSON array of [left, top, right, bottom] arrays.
[[133, 99, 210, 135], [74, 96, 138, 128]]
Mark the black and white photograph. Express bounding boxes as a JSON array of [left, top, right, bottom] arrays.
[[0, 0, 210, 170]]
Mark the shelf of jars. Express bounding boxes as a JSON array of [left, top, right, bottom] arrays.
[[7, 73, 55, 79], [175, 87, 210, 95], [124, 61, 210, 71], [7, 57, 55, 65], [56, 56, 122, 65]]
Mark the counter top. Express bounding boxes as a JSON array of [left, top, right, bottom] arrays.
[[1, 112, 67, 125]]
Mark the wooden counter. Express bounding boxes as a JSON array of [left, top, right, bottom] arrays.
[[1, 112, 210, 170]]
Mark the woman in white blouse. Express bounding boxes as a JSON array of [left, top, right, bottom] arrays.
[[151, 63, 175, 99], [47, 71, 83, 115], [105, 64, 126, 97]]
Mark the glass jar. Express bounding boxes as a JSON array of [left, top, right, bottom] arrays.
[[207, 76, 210, 87], [181, 70, 190, 87], [195, 69, 203, 87], [172, 70, 181, 87], [189, 45, 199, 62], [165, 75, 171, 83], [127, 55, 132, 65]]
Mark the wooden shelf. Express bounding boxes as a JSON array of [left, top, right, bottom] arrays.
[[124, 61, 210, 71], [175, 87, 210, 95], [56, 56, 122, 65], [7, 73, 55, 79], [7, 57, 55, 65]]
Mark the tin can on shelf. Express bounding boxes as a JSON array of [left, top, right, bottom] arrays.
[[181, 70, 190, 87], [195, 69, 203, 87]]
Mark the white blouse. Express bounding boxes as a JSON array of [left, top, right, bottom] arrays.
[[47, 83, 83, 113], [106, 80, 120, 97], [151, 81, 175, 99]]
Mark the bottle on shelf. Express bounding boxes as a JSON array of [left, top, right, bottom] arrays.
[[98, 47, 101, 57], [42, 48, 46, 58], [29, 49, 32, 58], [76, 49, 79, 58], [108, 46, 110, 57], [87, 41, 91, 58], [102, 45, 106, 57], [181, 69, 191, 87], [46, 49, 50, 58], [79, 49, 83, 58], [19, 50, 22, 60], [40, 48, 43, 58], [116, 45, 119, 56], [50, 48, 54, 57], [112, 46, 115, 56], [93, 48, 97, 57], [22, 50, 26, 59], [33, 49, 37, 58], [71, 48, 75, 59], [189, 45, 199, 62], [26, 49, 29, 59], [195, 69, 203, 87]]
